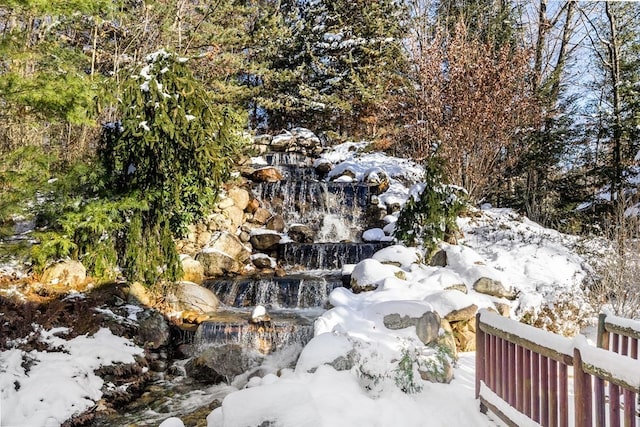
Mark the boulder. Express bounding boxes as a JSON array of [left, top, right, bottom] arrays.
[[222, 205, 244, 231], [166, 281, 220, 313], [383, 311, 441, 346], [363, 167, 390, 195], [290, 127, 321, 147], [180, 255, 205, 285], [206, 213, 233, 233], [251, 254, 275, 269], [288, 224, 315, 243], [350, 258, 402, 293], [265, 215, 285, 233], [250, 305, 271, 324], [249, 230, 282, 252], [137, 309, 171, 350], [228, 187, 250, 211], [128, 281, 155, 307], [41, 260, 86, 287], [270, 132, 295, 151], [246, 198, 260, 214], [437, 319, 458, 360], [251, 207, 272, 225], [251, 167, 283, 183], [451, 318, 477, 352], [419, 353, 454, 384], [314, 159, 333, 176], [444, 304, 478, 322], [197, 231, 251, 276], [185, 344, 252, 383], [217, 197, 235, 210], [473, 277, 517, 300], [429, 249, 448, 267]]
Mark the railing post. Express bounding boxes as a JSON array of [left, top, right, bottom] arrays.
[[476, 312, 484, 399], [574, 347, 592, 427], [597, 312, 609, 350]]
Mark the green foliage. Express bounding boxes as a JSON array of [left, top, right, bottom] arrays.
[[99, 50, 246, 283], [394, 158, 466, 253], [394, 348, 423, 394]]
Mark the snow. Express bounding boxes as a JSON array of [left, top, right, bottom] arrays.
[[0, 328, 143, 427]]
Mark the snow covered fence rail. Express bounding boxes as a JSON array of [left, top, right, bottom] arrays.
[[476, 309, 640, 427], [597, 312, 640, 357]]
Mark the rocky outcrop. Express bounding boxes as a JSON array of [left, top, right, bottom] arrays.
[[136, 309, 171, 350]]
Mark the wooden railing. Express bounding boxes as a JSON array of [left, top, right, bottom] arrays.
[[476, 310, 640, 427]]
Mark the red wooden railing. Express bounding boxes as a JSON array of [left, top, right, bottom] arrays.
[[476, 310, 640, 427]]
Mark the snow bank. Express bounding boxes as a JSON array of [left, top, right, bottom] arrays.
[[0, 328, 143, 426]]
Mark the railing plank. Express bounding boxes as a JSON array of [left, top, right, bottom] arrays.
[[559, 363, 568, 427], [549, 358, 558, 427], [524, 347, 532, 417], [533, 351, 540, 423], [610, 383, 621, 427], [541, 355, 549, 426], [622, 388, 636, 427]]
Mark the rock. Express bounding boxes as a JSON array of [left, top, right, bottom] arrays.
[[288, 224, 315, 243], [197, 250, 242, 277], [451, 318, 477, 352], [331, 169, 356, 181], [41, 260, 86, 287], [429, 249, 448, 267], [197, 231, 251, 276], [249, 230, 282, 252], [383, 311, 441, 346], [222, 205, 244, 231], [137, 309, 171, 349], [228, 187, 250, 211], [250, 305, 271, 323], [128, 282, 155, 307], [246, 198, 260, 214], [363, 167, 390, 195], [444, 284, 467, 294], [419, 353, 454, 384], [206, 213, 233, 233], [180, 255, 205, 284], [362, 228, 385, 242], [266, 215, 285, 232], [291, 127, 321, 147], [350, 258, 401, 293], [251, 254, 275, 269], [494, 302, 511, 317], [251, 207, 272, 225], [166, 281, 220, 313], [438, 319, 458, 360], [251, 167, 283, 183], [473, 277, 517, 300], [314, 159, 333, 176], [270, 132, 295, 151], [253, 134, 273, 146], [415, 311, 441, 346], [217, 197, 235, 210], [196, 230, 213, 248], [445, 304, 478, 322], [185, 344, 251, 383]]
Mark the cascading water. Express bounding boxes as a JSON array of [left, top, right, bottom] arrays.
[[193, 144, 386, 356]]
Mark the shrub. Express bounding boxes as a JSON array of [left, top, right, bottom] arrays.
[[393, 158, 466, 253]]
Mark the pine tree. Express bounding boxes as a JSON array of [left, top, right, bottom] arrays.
[[100, 50, 246, 283]]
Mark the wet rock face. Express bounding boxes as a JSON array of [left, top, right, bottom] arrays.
[[185, 344, 252, 383], [251, 167, 283, 183], [287, 224, 315, 243], [250, 230, 282, 252], [137, 309, 171, 350]]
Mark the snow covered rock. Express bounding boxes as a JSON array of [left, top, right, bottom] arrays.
[[41, 260, 86, 288], [350, 258, 404, 293], [296, 333, 356, 373], [372, 245, 422, 269], [287, 224, 315, 243], [362, 228, 385, 242], [249, 229, 282, 251], [250, 305, 271, 323], [383, 310, 441, 346], [197, 231, 251, 276]]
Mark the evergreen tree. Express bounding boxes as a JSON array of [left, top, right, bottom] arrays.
[[100, 50, 246, 283], [261, 0, 410, 137]]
